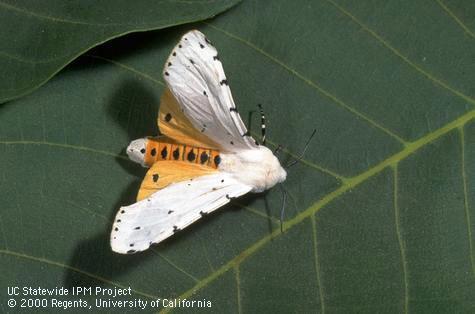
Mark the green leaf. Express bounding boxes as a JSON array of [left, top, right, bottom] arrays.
[[1, 0, 475, 313], [0, 0, 241, 103]]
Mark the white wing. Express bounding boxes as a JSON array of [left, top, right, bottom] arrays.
[[163, 30, 258, 152], [111, 172, 252, 254]]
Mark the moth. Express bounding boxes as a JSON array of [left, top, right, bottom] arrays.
[[111, 30, 287, 254]]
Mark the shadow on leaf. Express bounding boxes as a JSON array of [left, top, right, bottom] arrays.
[[64, 179, 157, 289], [64, 77, 162, 288]]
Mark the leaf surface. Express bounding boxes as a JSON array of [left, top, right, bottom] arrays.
[[1, 0, 474, 313], [0, 0, 240, 102]]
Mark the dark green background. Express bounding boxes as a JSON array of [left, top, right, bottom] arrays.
[[0, 0, 474, 313]]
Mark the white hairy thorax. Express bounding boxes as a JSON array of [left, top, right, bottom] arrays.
[[220, 146, 286, 193]]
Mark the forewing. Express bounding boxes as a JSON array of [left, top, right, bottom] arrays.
[[158, 88, 220, 149], [111, 173, 252, 254], [163, 30, 258, 152]]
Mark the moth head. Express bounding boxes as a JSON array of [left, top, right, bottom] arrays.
[[267, 148, 287, 185], [126, 138, 148, 167]]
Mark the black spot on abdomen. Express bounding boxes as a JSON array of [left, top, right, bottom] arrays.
[[214, 155, 221, 166], [151, 148, 156, 156], [187, 150, 196, 162], [161, 146, 167, 159], [173, 148, 180, 160], [200, 152, 209, 164]]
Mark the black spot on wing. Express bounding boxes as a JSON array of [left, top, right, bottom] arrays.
[[168, 62, 172, 66], [165, 113, 172, 122], [230, 107, 238, 112], [140, 148, 146, 154], [213, 55, 220, 61], [172, 52, 176, 56], [178, 44, 182, 48], [168, 210, 174, 214], [152, 174, 159, 182], [190, 59, 195, 64], [220, 79, 228, 85], [165, 71, 169, 76], [199, 43, 205, 48], [127, 250, 136, 254], [134, 226, 141, 230]]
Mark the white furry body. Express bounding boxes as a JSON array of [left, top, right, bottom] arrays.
[[220, 146, 286, 193]]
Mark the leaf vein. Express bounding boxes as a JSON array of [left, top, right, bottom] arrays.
[[199, 236, 215, 272], [0, 140, 129, 161], [235, 266, 242, 314], [152, 250, 200, 283], [311, 215, 325, 314], [204, 22, 408, 145], [459, 127, 475, 275], [0, 249, 158, 300], [435, 0, 475, 38], [326, 0, 475, 107], [393, 165, 409, 314]]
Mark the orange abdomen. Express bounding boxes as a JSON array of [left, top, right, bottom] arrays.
[[144, 137, 221, 169]]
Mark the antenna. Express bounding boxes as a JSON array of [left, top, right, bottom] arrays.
[[286, 129, 317, 168]]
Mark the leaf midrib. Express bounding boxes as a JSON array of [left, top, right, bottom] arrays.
[[161, 110, 474, 314]]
